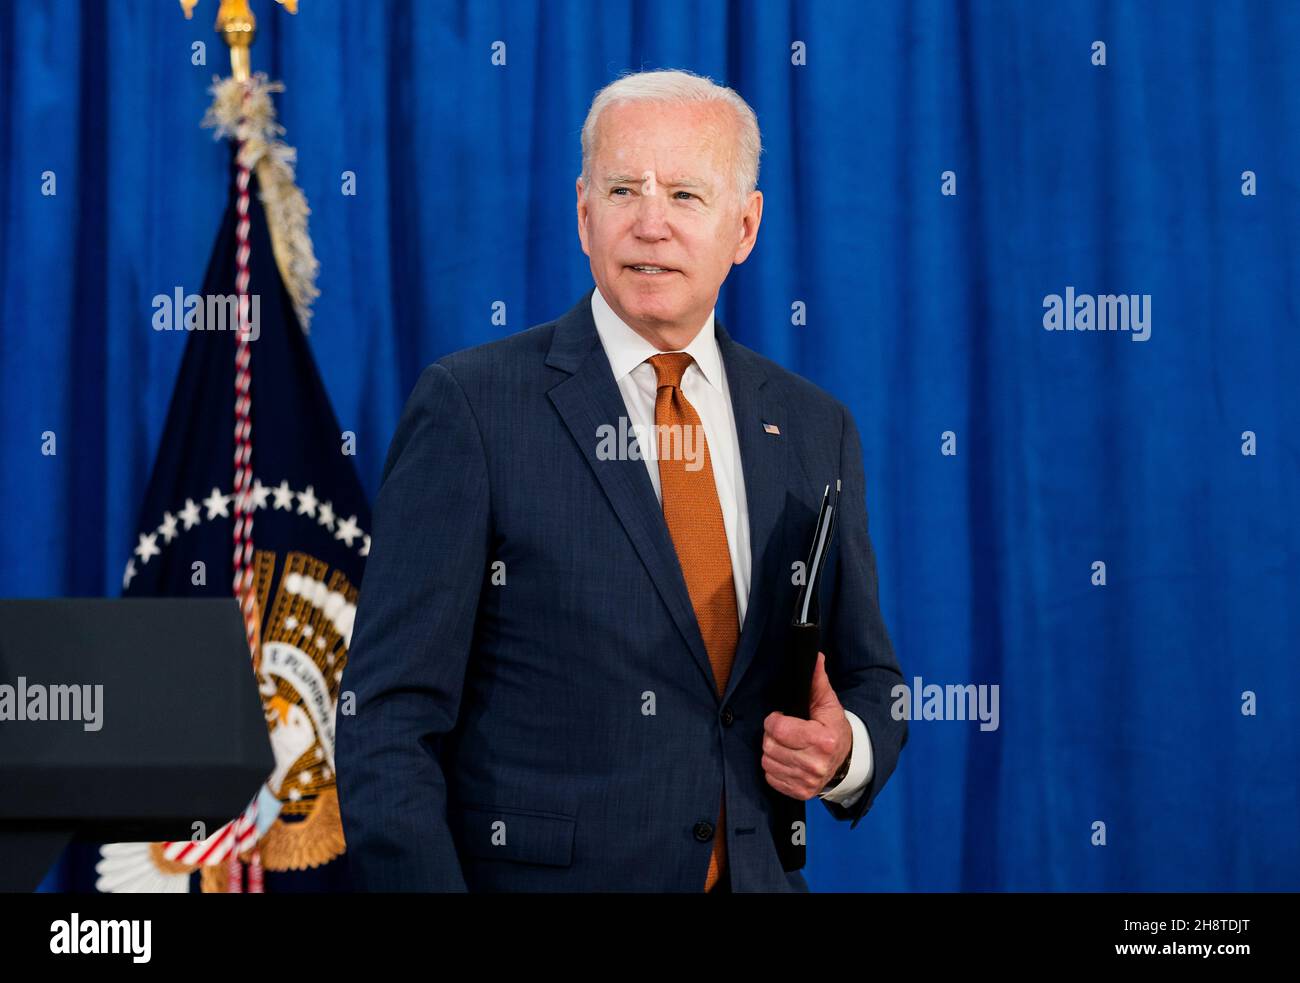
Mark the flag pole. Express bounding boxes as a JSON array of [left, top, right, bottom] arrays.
[[178, 0, 301, 894]]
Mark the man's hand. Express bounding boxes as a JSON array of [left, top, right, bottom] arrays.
[[762, 652, 853, 800]]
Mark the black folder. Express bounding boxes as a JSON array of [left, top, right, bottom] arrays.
[[783, 480, 840, 718], [771, 480, 840, 873]]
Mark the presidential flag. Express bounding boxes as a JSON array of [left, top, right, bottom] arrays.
[[48, 76, 369, 893]]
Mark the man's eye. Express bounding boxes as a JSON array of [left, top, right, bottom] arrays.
[[674, 191, 696, 200], [611, 187, 631, 196]]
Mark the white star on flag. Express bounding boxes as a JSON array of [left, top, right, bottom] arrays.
[[250, 479, 271, 511], [122, 559, 137, 590], [203, 487, 232, 519], [296, 485, 319, 518], [360, 534, 371, 557], [272, 480, 294, 510], [157, 511, 179, 543], [179, 498, 202, 530], [317, 501, 336, 529], [134, 532, 160, 565], [334, 514, 362, 547]]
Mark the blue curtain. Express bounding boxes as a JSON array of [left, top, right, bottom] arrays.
[[3, 0, 1297, 891]]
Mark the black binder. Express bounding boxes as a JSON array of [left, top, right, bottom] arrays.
[[784, 480, 841, 719], [773, 480, 840, 871]]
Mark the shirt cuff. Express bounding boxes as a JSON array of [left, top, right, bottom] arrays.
[[818, 709, 874, 807]]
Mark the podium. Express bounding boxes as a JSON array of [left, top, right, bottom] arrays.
[[0, 599, 274, 892]]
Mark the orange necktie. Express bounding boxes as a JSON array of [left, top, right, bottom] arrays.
[[648, 352, 739, 892]]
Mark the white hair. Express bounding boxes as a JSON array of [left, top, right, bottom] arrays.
[[579, 69, 762, 204]]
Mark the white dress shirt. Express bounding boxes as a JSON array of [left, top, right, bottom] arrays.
[[590, 287, 873, 808]]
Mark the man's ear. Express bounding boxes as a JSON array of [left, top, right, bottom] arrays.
[[732, 189, 763, 265], [576, 177, 591, 257]]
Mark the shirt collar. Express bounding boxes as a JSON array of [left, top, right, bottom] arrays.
[[590, 285, 723, 393]]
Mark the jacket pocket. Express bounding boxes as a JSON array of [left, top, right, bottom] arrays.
[[452, 803, 576, 867]]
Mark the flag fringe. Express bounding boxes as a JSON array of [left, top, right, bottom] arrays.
[[202, 73, 320, 334]]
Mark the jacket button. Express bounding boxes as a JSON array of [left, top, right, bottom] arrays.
[[720, 705, 735, 726], [693, 821, 715, 842]]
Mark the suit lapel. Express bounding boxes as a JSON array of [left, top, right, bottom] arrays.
[[546, 293, 717, 693], [545, 293, 790, 704], [715, 322, 789, 706]]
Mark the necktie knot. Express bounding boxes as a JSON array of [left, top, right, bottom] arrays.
[[648, 352, 694, 390]]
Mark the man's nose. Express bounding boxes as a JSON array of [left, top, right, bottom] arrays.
[[632, 189, 670, 239]]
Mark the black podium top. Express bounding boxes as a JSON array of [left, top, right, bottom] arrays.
[[0, 598, 274, 884]]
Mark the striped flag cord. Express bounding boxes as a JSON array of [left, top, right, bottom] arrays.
[[228, 76, 264, 894], [151, 76, 266, 894]]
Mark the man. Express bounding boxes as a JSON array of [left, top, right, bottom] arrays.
[[336, 69, 906, 892]]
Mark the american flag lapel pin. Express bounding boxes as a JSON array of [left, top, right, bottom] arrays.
[[762, 421, 781, 436]]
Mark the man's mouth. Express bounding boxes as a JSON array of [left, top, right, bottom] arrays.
[[627, 264, 679, 276]]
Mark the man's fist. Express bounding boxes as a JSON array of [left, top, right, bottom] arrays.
[[761, 651, 853, 800]]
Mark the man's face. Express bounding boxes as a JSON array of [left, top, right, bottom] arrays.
[[576, 99, 763, 343]]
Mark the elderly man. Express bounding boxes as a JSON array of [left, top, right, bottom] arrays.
[[336, 69, 906, 892]]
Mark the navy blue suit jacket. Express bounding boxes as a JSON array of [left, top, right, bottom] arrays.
[[335, 290, 906, 891]]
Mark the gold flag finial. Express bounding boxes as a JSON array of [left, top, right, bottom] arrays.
[[216, 0, 256, 81], [179, 0, 299, 80]]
